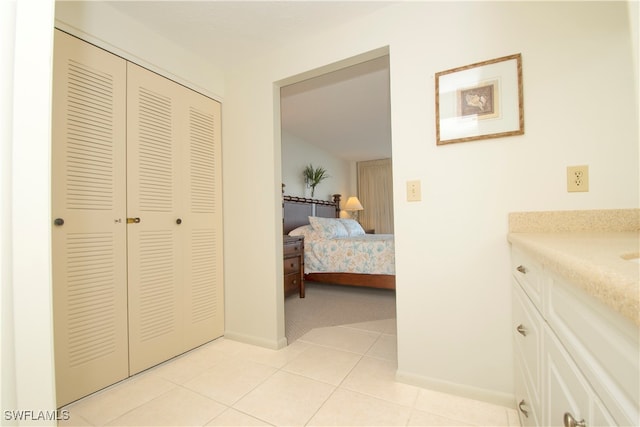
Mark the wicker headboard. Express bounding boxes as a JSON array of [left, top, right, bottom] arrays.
[[283, 194, 341, 234]]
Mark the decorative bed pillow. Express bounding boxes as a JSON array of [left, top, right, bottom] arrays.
[[339, 218, 366, 236], [308, 216, 348, 238], [288, 225, 320, 240]]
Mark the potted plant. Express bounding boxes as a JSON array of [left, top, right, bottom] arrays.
[[303, 164, 329, 198]]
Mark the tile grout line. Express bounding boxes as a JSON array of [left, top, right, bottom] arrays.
[[97, 384, 180, 427], [301, 344, 369, 426], [298, 325, 389, 426], [65, 320, 405, 427], [301, 328, 412, 426]]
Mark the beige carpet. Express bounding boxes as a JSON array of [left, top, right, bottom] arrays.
[[285, 281, 396, 343]]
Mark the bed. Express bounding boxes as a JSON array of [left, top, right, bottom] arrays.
[[283, 194, 396, 290]]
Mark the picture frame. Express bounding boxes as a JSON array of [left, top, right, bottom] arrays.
[[435, 53, 524, 145]]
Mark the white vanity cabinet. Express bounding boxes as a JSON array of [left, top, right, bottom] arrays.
[[511, 246, 639, 427]]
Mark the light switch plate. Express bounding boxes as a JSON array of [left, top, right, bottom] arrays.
[[407, 180, 421, 202]]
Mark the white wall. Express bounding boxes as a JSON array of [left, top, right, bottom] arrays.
[[630, 0, 639, 157], [629, 0, 639, 107], [1, 0, 18, 415], [281, 130, 355, 202], [2, 0, 57, 421], [54, 1, 225, 100], [223, 1, 638, 405]]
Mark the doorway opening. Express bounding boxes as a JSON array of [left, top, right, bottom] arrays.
[[276, 47, 396, 345]]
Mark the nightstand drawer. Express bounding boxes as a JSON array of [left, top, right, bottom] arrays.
[[283, 235, 305, 298], [284, 273, 302, 295], [284, 257, 300, 274], [284, 241, 303, 257]]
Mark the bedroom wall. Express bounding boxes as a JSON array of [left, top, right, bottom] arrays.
[[281, 130, 355, 204], [223, 0, 638, 404]]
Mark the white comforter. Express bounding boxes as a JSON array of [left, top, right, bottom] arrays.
[[304, 234, 395, 275]]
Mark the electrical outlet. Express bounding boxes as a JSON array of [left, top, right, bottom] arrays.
[[407, 180, 421, 201], [567, 165, 589, 192]]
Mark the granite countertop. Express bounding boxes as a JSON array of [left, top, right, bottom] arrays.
[[508, 209, 640, 327], [508, 231, 639, 326]]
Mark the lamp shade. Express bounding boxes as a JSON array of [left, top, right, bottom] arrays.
[[344, 196, 364, 211]]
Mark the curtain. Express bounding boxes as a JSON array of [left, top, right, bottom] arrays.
[[357, 158, 394, 234]]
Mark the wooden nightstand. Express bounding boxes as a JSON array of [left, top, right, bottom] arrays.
[[283, 235, 304, 298]]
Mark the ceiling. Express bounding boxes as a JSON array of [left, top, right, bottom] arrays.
[[104, 1, 393, 162], [280, 55, 391, 162]]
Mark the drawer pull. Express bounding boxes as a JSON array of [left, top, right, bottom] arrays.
[[518, 400, 529, 418], [516, 324, 527, 337], [516, 265, 527, 274], [563, 412, 585, 427]]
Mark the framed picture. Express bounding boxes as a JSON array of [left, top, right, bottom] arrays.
[[435, 53, 524, 145]]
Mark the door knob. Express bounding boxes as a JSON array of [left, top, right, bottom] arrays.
[[517, 324, 527, 337], [563, 412, 586, 427], [518, 400, 529, 418], [54, 218, 64, 226], [176, 218, 182, 225]]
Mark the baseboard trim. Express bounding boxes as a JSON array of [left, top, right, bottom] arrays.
[[223, 330, 287, 350], [395, 369, 515, 408]]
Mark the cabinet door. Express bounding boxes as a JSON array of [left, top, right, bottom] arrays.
[[545, 327, 616, 427], [546, 272, 639, 426], [51, 30, 129, 406], [179, 90, 224, 350], [545, 330, 589, 427], [126, 63, 184, 374]]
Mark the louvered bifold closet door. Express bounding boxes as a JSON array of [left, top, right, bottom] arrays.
[[180, 91, 224, 350], [126, 63, 184, 374], [51, 30, 129, 407]]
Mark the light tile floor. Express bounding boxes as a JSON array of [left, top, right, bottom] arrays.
[[61, 319, 521, 426]]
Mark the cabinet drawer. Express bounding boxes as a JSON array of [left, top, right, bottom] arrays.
[[284, 241, 303, 257], [284, 257, 300, 274], [514, 353, 540, 427], [284, 273, 301, 295], [512, 278, 543, 417], [512, 247, 544, 310]]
